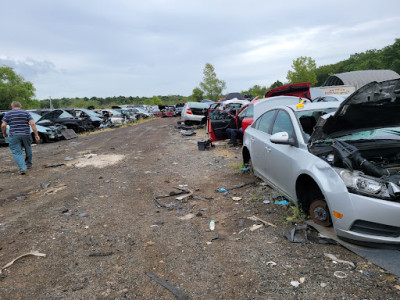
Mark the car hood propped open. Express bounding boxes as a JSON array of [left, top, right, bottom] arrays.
[[37, 110, 65, 123], [309, 79, 400, 143]]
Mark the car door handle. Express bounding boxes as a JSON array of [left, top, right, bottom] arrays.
[[265, 146, 271, 152]]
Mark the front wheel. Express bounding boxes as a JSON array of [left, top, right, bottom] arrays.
[[309, 199, 332, 227]]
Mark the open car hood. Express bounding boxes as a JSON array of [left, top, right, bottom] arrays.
[[309, 79, 400, 143], [37, 110, 64, 123]]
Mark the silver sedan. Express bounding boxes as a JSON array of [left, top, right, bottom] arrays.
[[243, 80, 400, 245]]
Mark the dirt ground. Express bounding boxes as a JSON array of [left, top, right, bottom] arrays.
[[1, 117, 399, 300]]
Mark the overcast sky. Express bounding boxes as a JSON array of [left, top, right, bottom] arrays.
[[1, 0, 399, 100]]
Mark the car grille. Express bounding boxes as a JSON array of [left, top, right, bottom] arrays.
[[350, 220, 400, 238]]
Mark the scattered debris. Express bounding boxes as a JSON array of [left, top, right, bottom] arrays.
[[320, 282, 327, 288], [64, 157, 75, 161], [266, 261, 276, 266], [144, 241, 155, 247], [291, 281, 300, 287], [153, 186, 193, 208], [248, 215, 276, 228], [232, 197, 242, 201], [394, 285, 400, 291], [0, 251, 46, 274], [16, 195, 26, 201], [43, 185, 67, 195], [147, 272, 189, 300], [274, 200, 289, 206], [88, 252, 113, 257], [181, 130, 196, 136], [217, 188, 228, 193], [333, 271, 347, 279], [285, 225, 337, 244], [77, 212, 89, 217], [179, 213, 195, 220], [0, 222, 10, 227], [263, 200, 270, 204], [210, 234, 220, 242], [250, 224, 263, 231], [45, 163, 65, 168], [41, 182, 51, 189], [324, 253, 356, 269]]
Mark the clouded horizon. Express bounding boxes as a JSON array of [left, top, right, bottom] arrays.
[[1, 0, 399, 100]]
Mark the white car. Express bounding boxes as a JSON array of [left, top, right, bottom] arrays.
[[180, 102, 210, 125], [243, 79, 400, 245]]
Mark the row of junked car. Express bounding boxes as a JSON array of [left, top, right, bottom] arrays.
[[188, 81, 400, 246], [0, 105, 157, 145]]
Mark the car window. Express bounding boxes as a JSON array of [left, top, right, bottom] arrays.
[[238, 105, 254, 118], [272, 110, 294, 138], [255, 110, 276, 134], [209, 110, 232, 120]]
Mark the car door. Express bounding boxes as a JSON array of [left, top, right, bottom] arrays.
[[266, 109, 299, 199], [207, 109, 236, 141], [249, 110, 277, 177]]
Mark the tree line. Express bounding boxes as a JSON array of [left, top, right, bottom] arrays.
[[1, 38, 399, 110]]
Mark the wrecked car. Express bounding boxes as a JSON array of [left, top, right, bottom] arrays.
[[207, 96, 303, 142], [31, 109, 88, 133], [243, 79, 400, 245], [29, 111, 66, 142], [65, 108, 104, 129], [180, 102, 210, 125]]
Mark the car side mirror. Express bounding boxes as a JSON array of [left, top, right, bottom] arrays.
[[270, 132, 295, 146]]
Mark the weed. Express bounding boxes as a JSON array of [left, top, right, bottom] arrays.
[[285, 205, 306, 223]]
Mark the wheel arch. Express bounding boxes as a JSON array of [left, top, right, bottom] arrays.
[[295, 174, 325, 214]]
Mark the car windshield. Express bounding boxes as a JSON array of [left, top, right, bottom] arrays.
[[59, 111, 75, 118], [296, 108, 337, 141], [335, 127, 400, 142], [79, 109, 101, 117], [29, 112, 42, 123], [188, 103, 210, 109]]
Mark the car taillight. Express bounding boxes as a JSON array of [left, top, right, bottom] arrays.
[[186, 108, 192, 114]]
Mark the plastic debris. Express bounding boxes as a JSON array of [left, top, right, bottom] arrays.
[[320, 283, 327, 288], [266, 261, 276, 266], [240, 167, 250, 171], [210, 234, 219, 242], [250, 224, 263, 231], [285, 225, 308, 243], [324, 253, 356, 269], [263, 200, 270, 204], [217, 188, 228, 193], [291, 281, 300, 287], [77, 212, 89, 217], [274, 200, 289, 206], [334, 271, 347, 279], [178, 213, 195, 220], [0, 222, 10, 227], [41, 182, 51, 189], [232, 197, 242, 201], [16, 196, 26, 201], [0, 251, 46, 274]]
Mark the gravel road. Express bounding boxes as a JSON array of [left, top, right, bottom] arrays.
[[0, 117, 399, 299]]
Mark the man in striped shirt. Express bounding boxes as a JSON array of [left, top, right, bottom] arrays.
[[1, 101, 40, 175]]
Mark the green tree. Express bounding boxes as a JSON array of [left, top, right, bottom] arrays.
[[190, 87, 204, 102], [0, 66, 36, 110], [269, 80, 284, 90], [199, 63, 226, 101], [286, 56, 318, 86]]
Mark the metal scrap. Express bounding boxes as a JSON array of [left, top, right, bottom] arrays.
[[0, 251, 46, 274], [324, 253, 356, 269], [147, 272, 189, 300], [153, 186, 193, 208]]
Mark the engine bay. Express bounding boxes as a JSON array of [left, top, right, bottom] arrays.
[[310, 139, 400, 200]]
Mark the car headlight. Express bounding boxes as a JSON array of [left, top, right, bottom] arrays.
[[336, 169, 389, 198]]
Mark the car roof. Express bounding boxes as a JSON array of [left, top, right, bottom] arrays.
[[286, 101, 341, 112]]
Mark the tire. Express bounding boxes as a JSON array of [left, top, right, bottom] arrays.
[[309, 199, 332, 227]]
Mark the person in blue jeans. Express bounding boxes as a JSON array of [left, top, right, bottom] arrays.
[[1, 101, 40, 175]]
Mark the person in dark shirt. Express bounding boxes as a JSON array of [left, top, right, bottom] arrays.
[[1, 101, 40, 174], [226, 116, 243, 147]]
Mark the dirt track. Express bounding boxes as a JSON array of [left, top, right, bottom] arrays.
[[1, 117, 399, 299]]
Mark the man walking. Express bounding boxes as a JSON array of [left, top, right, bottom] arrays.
[[1, 101, 40, 175]]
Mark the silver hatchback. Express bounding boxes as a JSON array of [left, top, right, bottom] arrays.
[[243, 79, 400, 245]]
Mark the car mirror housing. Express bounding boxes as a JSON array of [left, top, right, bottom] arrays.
[[270, 132, 295, 146]]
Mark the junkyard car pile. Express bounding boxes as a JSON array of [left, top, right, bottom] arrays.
[[204, 80, 400, 246]]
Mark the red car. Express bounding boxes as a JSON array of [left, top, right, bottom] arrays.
[[207, 83, 312, 142]]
